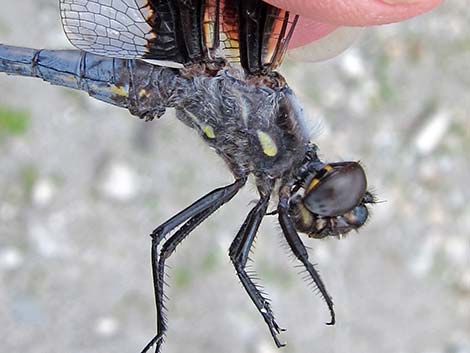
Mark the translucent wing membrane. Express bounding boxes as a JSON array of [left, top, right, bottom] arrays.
[[61, 0, 156, 58], [287, 26, 364, 63], [202, 0, 220, 51], [219, 1, 240, 62], [262, 8, 298, 70], [60, 0, 299, 74]]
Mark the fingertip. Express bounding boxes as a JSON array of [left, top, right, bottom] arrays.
[[263, 0, 443, 26], [289, 18, 338, 48]]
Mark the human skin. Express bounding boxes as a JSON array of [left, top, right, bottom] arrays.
[[264, 0, 443, 47]]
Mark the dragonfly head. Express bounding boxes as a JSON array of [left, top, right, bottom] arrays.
[[288, 150, 375, 238]]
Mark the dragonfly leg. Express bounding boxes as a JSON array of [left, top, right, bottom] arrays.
[[229, 192, 286, 348], [149, 178, 246, 245], [278, 194, 335, 325], [142, 178, 246, 353]]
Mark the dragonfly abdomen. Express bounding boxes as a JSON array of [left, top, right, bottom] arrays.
[[0, 44, 181, 120]]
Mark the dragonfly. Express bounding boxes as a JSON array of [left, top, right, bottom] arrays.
[[0, 0, 375, 352]]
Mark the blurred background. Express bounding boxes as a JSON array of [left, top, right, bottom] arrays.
[[0, 1, 468, 353]]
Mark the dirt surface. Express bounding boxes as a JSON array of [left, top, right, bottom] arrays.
[[0, 1, 468, 353]]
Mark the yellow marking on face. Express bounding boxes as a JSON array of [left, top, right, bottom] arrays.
[[139, 88, 150, 98], [307, 165, 334, 193], [202, 125, 215, 139], [300, 202, 313, 227], [110, 85, 128, 97], [257, 131, 278, 157], [306, 178, 320, 193]]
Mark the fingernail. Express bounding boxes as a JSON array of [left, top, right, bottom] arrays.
[[381, 0, 419, 4]]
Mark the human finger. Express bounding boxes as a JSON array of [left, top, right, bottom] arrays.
[[264, 0, 443, 26]]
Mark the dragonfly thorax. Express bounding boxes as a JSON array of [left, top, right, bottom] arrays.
[[174, 67, 310, 180]]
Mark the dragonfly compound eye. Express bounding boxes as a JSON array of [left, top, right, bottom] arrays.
[[343, 204, 369, 228], [303, 162, 367, 217]]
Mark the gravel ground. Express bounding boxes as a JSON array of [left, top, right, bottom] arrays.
[[0, 1, 468, 353]]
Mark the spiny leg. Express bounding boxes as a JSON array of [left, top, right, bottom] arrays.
[[150, 178, 246, 244], [142, 178, 246, 353], [229, 190, 286, 348], [154, 207, 218, 352], [278, 194, 335, 325], [150, 178, 246, 338]]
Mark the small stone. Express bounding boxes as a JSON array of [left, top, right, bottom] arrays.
[[95, 316, 119, 337], [444, 236, 469, 266], [99, 162, 138, 201], [0, 247, 24, 270], [340, 49, 365, 78], [32, 178, 56, 207], [29, 222, 60, 258], [414, 110, 451, 155]]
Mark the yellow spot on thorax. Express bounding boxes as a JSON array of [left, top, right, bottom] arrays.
[[182, 108, 215, 139], [110, 85, 128, 97], [139, 88, 150, 98], [202, 125, 215, 139], [257, 130, 278, 157]]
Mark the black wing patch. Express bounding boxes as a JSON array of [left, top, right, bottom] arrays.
[[60, 0, 298, 74], [219, 0, 298, 73], [233, 0, 298, 74]]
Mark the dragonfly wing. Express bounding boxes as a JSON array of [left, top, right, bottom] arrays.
[[221, 0, 298, 74], [59, 0, 199, 64], [287, 26, 364, 63], [59, 0, 301, 73]]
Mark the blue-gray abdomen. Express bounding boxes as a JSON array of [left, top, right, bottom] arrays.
[[0, 44, 180, 120]]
